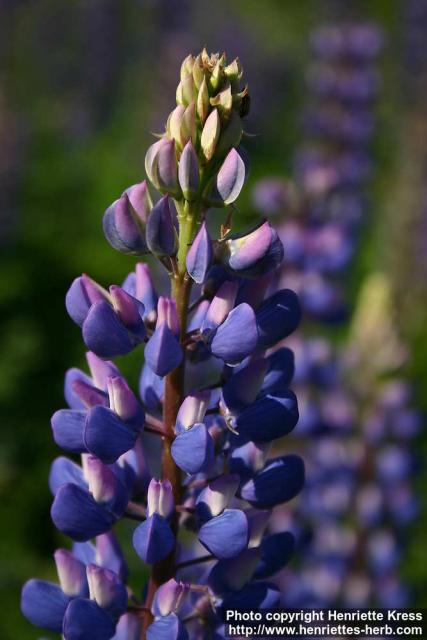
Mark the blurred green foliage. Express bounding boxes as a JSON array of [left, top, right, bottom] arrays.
[[0, 1, 425, 638]]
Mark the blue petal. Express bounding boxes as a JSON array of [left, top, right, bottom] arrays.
[[198, 509, 248, 559], [229, 229, 284, 278], [49, 456, 87, 495], [103, 195, 147, 256], [139, 363, 164, 410], [222, 359, 267, 413], [235, 391, 299, 442], [215, 148, 246, 205], [82, 301, 135, 358], [186, 222, 213, 284], [65, 368, 94, 409], [144, 324, 183, 377], [221, 582, 280, 609], [146, 196, 177, 256], [51, 410, 87, 454], [240, 455, 305, 509], [51, 483, 114, 541], [132, 513, 175, 564], [171, 423, 214, 475], [253, 532, 295, 579], [256, 289, 301, 349], [85, 406, 138, 464], [147, 613, 188, 640], [260, 348, 295, 394], [96, 532, 129, 581], [72, 541, 97, 566], [210, 303, 258, 365], [62, 598, 116, 640], [21, 579, 71, 632], [66, 277, 91, 326]]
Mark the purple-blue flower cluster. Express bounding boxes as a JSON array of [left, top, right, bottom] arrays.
[[21, 50, 304, 640]]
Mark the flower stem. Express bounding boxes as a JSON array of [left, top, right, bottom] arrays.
[[141, 230, 195, 638]]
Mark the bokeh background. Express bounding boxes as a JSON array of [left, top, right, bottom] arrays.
[[1, 1, 426, 638]]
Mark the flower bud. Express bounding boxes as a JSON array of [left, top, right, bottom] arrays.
[[223, 220, 283, 277], [156, 296, 179, 335], [186, 222, 213, 283], [107, 376, 142, 425], [180, 54, 194, 80], [146, 196, 178, 257], [224, 58, 242, 89], [182, 102, 197, 146], [145, 139, 180, 197], [168, 105, 186, 148], [175, 390, 211, 434], [103, 193, 148, 255], [192, 55, 205, 89], [208, 147, 246, 206], [176, 73, 195, 106], [201, 108, 220, 162], [85, 456, 122, 506], [86, 564, 128, 619], [178, 140, 199, 201], [145, 297, 182, 376], [125, 180, 152, 218], [54, 549, 87, 597], [147, 478, 174, 519], [145, 138, 167, 184], [197, 76, 210, 123], [109, 285, 144, 332], [210, 83, 233, 120], [209, 60, 222, 93], [202, 280, 239, 333], [65, 274, 109, 327], [152, 578, 190, 617]]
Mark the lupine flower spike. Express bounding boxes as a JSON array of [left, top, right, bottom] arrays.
[[22, 50, 304, 640]]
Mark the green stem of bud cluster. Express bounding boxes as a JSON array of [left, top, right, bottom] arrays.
[[176, 200, 200, 274]]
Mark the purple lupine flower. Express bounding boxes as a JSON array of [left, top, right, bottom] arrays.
[[21, 545, 127, 638], [103, 181, 152, 255], [222, 220, 284, 277], [145, 296, 183, 376], [22, 50, 305, 640], [52, 366, 144, 464], [66, 275, 145, 357]]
